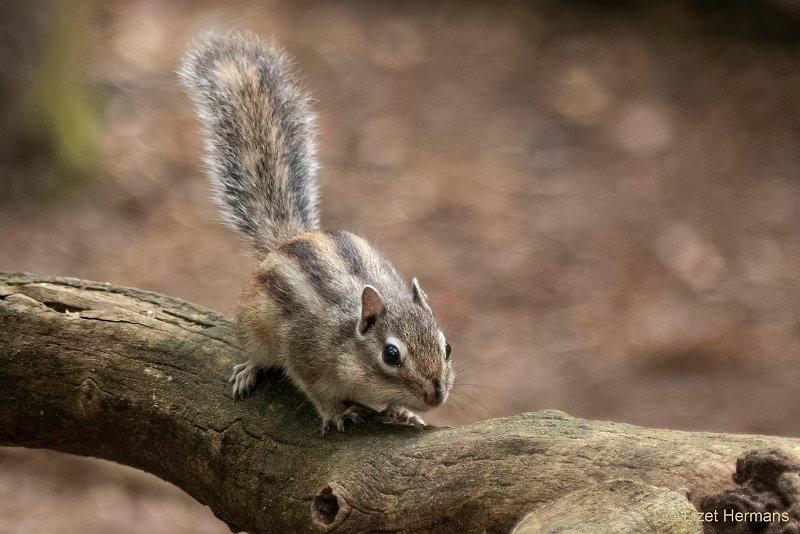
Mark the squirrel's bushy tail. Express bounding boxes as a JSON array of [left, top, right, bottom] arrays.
[[179, 30, 319, 255]]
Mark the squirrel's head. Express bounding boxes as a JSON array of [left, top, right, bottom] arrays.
[[353, 278, 454, 413]]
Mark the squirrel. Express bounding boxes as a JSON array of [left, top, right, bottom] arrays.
[[179, 30, 454, 434]]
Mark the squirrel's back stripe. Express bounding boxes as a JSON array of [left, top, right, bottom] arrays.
[[328, 230, 366, 278], [263, 230, 411, 317], [343, 233, 407, 300], [280, 236, 343, 307], [255, 250, 327, 318], [255, 269, 300, 316]]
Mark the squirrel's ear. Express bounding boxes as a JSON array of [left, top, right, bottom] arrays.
[[359, 285, 384, 334], [411, 277, 432, 314]]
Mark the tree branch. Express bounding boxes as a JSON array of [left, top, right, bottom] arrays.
[[1, 272, 798, 533]]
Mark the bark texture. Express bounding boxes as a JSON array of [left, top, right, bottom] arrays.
[[1, 272, 798, 534]]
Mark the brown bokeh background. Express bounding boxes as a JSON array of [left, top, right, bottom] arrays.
[[2, 1, 800, 532]]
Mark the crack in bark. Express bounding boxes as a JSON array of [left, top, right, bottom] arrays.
[[162, 308, 220, 328], [41, 301, 89, 313]]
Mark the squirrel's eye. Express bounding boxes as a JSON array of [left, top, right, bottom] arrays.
[[445, 343, 452, 361], [382, 344, 402, 366]]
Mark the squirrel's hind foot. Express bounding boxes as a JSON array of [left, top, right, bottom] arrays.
[[230, 361, 261, 399]]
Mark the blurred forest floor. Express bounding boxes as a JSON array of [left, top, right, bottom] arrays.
[[2, 1, 800, 532]]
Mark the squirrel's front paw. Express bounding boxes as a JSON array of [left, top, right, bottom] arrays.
[[321, 405, 365, 435], [384, 406, 426, 426], [230, 361, 260, 399]]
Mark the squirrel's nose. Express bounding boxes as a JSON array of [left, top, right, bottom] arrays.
[[425, 378, 444, 406]]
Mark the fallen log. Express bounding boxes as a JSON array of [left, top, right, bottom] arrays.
[[1, 272, 797, 533]]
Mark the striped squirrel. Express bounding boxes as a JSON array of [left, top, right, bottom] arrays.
[[179, 31, 454, 434]]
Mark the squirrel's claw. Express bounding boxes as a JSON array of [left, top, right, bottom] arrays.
[[321, 406, 365, 436], [383, 406, 426, 426], [230, 361, 260, 399]]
